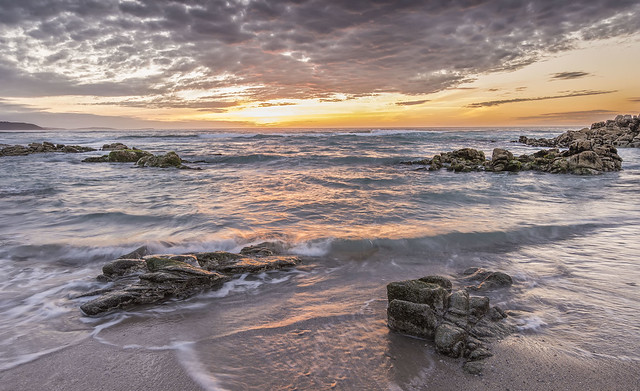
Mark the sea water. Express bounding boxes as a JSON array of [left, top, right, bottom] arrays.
[[1, 127, 639, 388]]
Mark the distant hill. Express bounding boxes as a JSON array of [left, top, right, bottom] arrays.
[[0, 121, 44, 130]]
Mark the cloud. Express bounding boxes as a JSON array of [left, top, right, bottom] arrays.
[[550, 71, 591, 80], [516, 109, 617, 121], [628, 97, 640, 102], [258, 102, 298, 107], [396, 99, 430, 106], [467, 90, 617, 108], [0, 0, 639, 107]]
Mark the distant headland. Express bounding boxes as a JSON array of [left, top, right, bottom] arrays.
[[0, 121, 44, 130]]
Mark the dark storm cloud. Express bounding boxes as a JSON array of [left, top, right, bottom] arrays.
[[467, 90, 616, 108], [550, 71, 592, 80], [1, 0, 639, 105]]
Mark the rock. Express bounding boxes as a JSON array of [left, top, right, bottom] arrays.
[[434, 323, 467, 357], [101, 259, 148, 280], [518, 114, 640, 150], [80, 286, 165, 316], [419, 275, 453, 292], [80, 247, 303, 315], [465, 269, 513, 291], [240, 241, 286, 256], [488, 306, 508, 321], [136, 151, 186, 168], [463, 360, 484, 375], [489, 148, 522, 172], [468, 347, 493, 361], [119, 245, 151, 259], [386, 274, 515, 372], [82, 156, 109, 163], [102, 143, 129, 150], [387, 299, 439, 339], [387, 280, 448, 311], [1, 142, 95, 157], [144, 254, 199, 267], [108, 148, 152, 163], [469, 296, 490, 318], [447, 290, 469, 316]]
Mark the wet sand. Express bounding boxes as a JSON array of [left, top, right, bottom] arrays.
[[2, 333, 638, 390]]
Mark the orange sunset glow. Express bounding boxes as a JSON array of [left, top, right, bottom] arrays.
[[1, 1, 639, 129]]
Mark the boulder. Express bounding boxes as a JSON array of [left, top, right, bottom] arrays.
[[108, 148, 151, 163], [136, 151, 185, 168], [387, 279, 448, 311], [386, 274, 515, 374], [102, 143, 129, 150], [387, 299, 439, 339]]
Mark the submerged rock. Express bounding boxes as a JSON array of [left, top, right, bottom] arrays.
[[386, 273, 516, 374], [463, 268, 513, 291], [79, 245, 302, 316]]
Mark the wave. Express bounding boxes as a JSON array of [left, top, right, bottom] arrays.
[[287, 222, 611, 260]]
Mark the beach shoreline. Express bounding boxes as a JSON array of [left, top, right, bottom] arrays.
[[2, 330, 638, 390]]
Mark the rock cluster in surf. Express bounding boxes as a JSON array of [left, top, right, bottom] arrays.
[[404, 114, 639, 175], [79, 242, 301, 316], [0, 141, 96, 156], [518, 114, 640, 148], [403, 143, 621, 175], [387, 269, 516, 375], [82, 143, 194, 169]]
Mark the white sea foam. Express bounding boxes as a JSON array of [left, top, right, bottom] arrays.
[[516, 315, 548, 332]]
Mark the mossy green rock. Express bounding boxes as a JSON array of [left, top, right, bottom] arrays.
[[145, 257, 198, 272], [387, 299, 438, 339], [136, 151, 183, 168], [387, 280, 448, 311], [108, 148, 151, 163], [101, 259, 147, 279]]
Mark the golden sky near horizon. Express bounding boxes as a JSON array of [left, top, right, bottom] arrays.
[[1, 1, 639, 129]]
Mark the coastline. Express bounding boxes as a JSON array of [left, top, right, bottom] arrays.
[[2, 332, 638, 390]]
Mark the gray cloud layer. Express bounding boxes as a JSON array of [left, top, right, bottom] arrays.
[[1, 0, 639, 107], [467, 90, 616, 108], [550, 71, 591, 80]]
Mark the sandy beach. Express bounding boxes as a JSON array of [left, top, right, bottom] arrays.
[[2, 332, 638, 391]]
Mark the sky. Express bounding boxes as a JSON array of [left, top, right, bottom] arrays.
[[1, 0, 639, 129]]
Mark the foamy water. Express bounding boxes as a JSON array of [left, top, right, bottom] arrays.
[[1, 127, 639, 387]]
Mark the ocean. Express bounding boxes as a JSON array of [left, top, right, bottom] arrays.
[[1, 127, 639, 389]]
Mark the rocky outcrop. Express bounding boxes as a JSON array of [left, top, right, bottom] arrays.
[[518, 114, 640, 148], [79, 242, 301, 315], [403, 141, 622, 175], [101, 142, 130, 151], [136, 151, 187, 168], [82, 147, 195, 169], [0, 141, 96, 157], [387, 273, 516, 374], [82, 148, 152, 163]]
